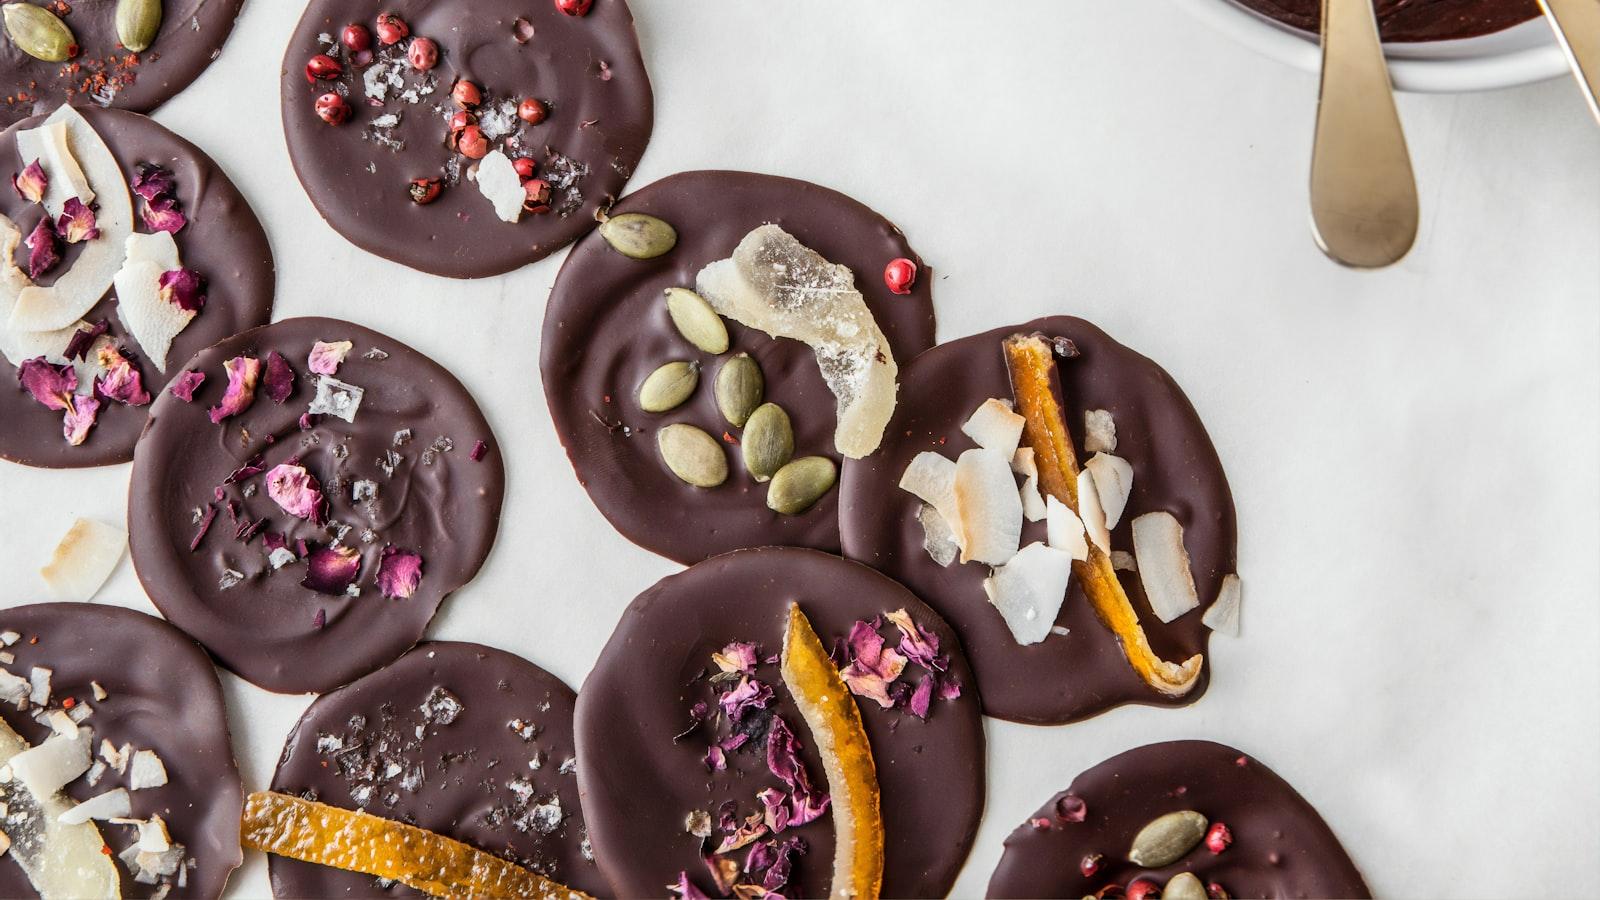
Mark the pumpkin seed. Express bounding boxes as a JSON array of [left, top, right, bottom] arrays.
[[599, 212, 676, 259], [3, 2, 76, 62], [766, 456, 836, 515], [741, 403, 793, 483], [115, 0, 162, 52], [665, 288, 728, 354], [1162, 873, 1208, 900], [1127, 810, 1208, 868], [638, 360, 699, 413], [714, 353, 763, 427], [656, 424, 727, 488]]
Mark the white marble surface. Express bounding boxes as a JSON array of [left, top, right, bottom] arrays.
[[1, 1, 1596, 897]]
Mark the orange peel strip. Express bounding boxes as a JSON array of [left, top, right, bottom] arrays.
[[240, 791, 591, 900], [1003, 333, 1202, 697], [780, 603, 885, 900]]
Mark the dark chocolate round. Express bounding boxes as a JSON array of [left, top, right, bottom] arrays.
[[0, 105, 275, 468], [128, 316, 505, 694], [987, 740, 1370, 899], [575, 547, 985, 898], [1232, 0, 1539, 42], [0, 602, 243, 899], [269, 640, 606, 897], [541, 171, 937, 565], [839, 317, 1237, 725], [0, 1, 244, 127], [280, 0, 653, 278]]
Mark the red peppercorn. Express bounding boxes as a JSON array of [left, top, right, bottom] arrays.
[[518, 97, 547, 125], [513, 157, 537, 179], [408, 178, 442, 205], [555, 0, 593, 16], [456, 124, 488, 159], [883, 257, 917, 295], [451, 79, 482, 108], [407, 36, 439, 71], [341, 23, 371, 52], [1125, 880, 1159, 900], [1079, 853, 1101, 878], [522, 178, 552, 213], [1205, 822, 1232, 854], [314, 93, 352, 125], [305, 54, 343, 83], [375, 12, 409, 45], [1206, 883, 1231, 900]]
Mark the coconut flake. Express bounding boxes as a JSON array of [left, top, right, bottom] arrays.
[[474, 151, 525, 223], [59, 788, 131, 824], [961, 398, 1024, 457], [1084, 452, 1133, 531], [15, 119, 92, 215], [952, 448, 1022, 566], [114, 260, 192, 372], [28, 667, 50, 707], [39, 518, 125, 601], [1076, 468, 1111, 554], [1111, 550, 1138, 572], [1132, 511, 1200, 623], [9, 730, 89, 796], [982, 542, 1073, 645], [1011, 447, 1046, 522], [916, 503, 958, 567], [127, 750, 167, 790], [1203, 574, 1242, 636], [0, 718, 120, 896], [1045, 495, 1089, 561], [1084, 409, 1117, 453]]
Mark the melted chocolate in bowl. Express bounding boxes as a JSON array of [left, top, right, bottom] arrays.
[[1233, 0, 1541, 42]]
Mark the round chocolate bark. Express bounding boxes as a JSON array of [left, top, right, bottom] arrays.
[[0, 0, 245, 128], [575, 547, 985, 899], [542, 171, 938, 565], [1232, 0, 1540, 42], [280, 0, 653, 278], [987, 740, 1370, 898], [269, 641, 606, 898], [839, 317, 1237, 725], [0, 602, 244, 899], [128, 316, 504, 694], [0, 105, 275, 468]]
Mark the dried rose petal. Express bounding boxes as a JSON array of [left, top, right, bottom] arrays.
[[266, 462, 326, 521], [713, 814, 768, 855], [263, 351, 295, 404], [711, 641, 758, 675], [224, 454, 266, 484], [937, 675, 963, 701], [169, 370, 205, 402], [56, 197, 99, 243], [25, 217, 59, 279], [190, 504, 217, 551], [12, 161, 46, 204], [131, 163, 176, 202], [302, 544, 361, 595], [208, 356, 261, 424], [885, 607, 942, 671], [717, 677, 773, 722], [307, 340, 353, 376], [469, 439, 488, 461], [702, 732, 747, 772], [93, 345, 151, 407], [158, 268, 206, 312], [17, 358, 75, 410], [907, 675, 934, 719], [376, 546, 423, 599], [668, 872, 710, 900], [63, 320, 109, 361], [140, 196, 187, 234], [838, 619, 907, 708], [765, 716, 830, 828], [62, 395, 99, 446]]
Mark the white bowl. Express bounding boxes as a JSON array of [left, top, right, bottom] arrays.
[[1180, 0, 1568, 93]]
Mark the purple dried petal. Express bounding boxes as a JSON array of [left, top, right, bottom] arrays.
[[376, 546, 424, 600], [64, 320, 109, 361], [667, 872, 710, 900], [265, 462, 325, 521], [302, 544, 361, 595], [169, 370, 206, 402], [263, 351, 294, 404], [93, 345, 150, 407], [25, 217, 59, 279], [712, 641, 759, 676], [754, 836, 806, 892], [306, 340, 352, 376], [469, 439, 488, 461], [130, 163, 175, 202], [713, 814, 768, 854], [56, 197, 99, 244], [139, 196, 187, 234], [885, 607, 942, 670], [62, 395, 99, 446], [190, 504, 217, 551], [703, 744, 727, 772], [717, 677, 773, 723], [908, 675, 934, 720], [17, 357, 75, 410], [263, 532, 287, 552], [223, 453, 266, 485], [312, 608, 327, 629], [839, 619, 907, 709], [235, 517, 266, 543], [12, 161, 46, 204], [937, 675, 962, 701], [158, 268, 206, 312], [208, 356, 261, 424]]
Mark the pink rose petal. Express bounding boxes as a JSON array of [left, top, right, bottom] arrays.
[[139, 196, 187, 234], [12, 160, 46, 204], [208, 356, 261, 424], [131, 163, 175, 202], [17, 357, 75, 410], [62, 395, 99, 446], [302, 544, 361, 595], [265, 462, 325, 522], [24, 217, 58, 279], [63, 320, 108, 361], [169, 370, 205, 402], [263, 351, 295, 404], [307, 340, 352, 376], [56, 197, 99, 243], [376, 546, 423, 599], [93, 345, 151, 407], [158, 268, 206, 312]]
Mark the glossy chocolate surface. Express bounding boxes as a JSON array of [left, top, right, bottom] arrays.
[[1233, 0, 1540, 41]]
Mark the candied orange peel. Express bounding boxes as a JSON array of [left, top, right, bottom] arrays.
[[240, 791, 591, 900], [780, 603, 885, 900], [1002, 333, 1202, 697]]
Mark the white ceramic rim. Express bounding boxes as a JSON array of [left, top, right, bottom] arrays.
[[1179, 0, 1569, 93]]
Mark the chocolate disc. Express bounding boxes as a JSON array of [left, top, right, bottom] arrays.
[[128, 316, 504, 694], [542, 171, 937, 564], [0, 106, 275, 468], [0, 602, 244, 899], [986, 740, 1370, 898], [839, 317, 1237, 725], [0, 1, 244, 127], [575, 547, 984, 898], [280, 0, 653, 278], [269, 641, 605, 897], [1232, 0, 1540, 42]]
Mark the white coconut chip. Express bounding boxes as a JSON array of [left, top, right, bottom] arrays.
[[0, 670, 28, 706], [124, 231, 179, 270], [0, 718, 120, 896], [1084, 452, 1133, 531], [1084, 409, 1117, 453], [127, 750, 167, 791], [981, 542, 1074, 645], [28, 668, 50, 708], [1203, 574, 1242, 636], [59, 788, 131, 825], [916, 503, 959, 567], [100, 740, 130, 774], [696, 225, 897, 458], [952, 448, 1023, 566], [39, 518, 126, 602], [9, 730, 89, 797], [1111, 550, 1138, 572], [15, 119, 93, 216], [961, 398, 1024, 457], [0, 214, 106, 384], [112, 260, 193, 373], [1011, 447, 1046, 522], [1076, 468, 1112, 554], [1045, 495, 1089, 561], [1132, 511, 1200, 623], [473, 150, 525, 224]]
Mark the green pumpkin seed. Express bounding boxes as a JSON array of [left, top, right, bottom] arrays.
[[766, 456, 836, 515], [1127, 810, 1208, 868], [664, 287, 728, 354], [714, 353, 763, 427], [657, 423, 727, 488], [115, 0, 162, 52], [600, 212, 677, 259], [3, 2, 76, 62], [1162, 873, 1208, 900], [638, 360, 699, 413], [741, 403, 793, 483]]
